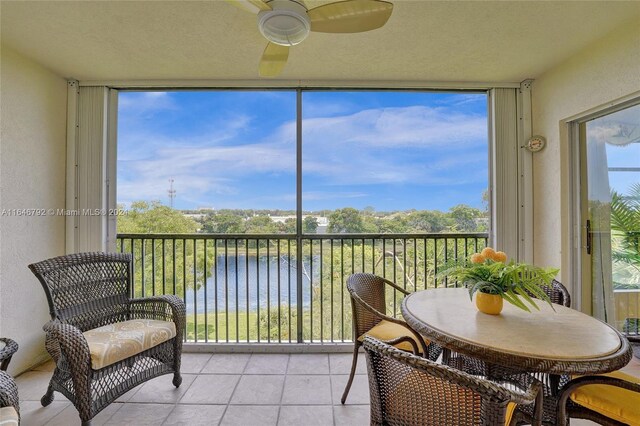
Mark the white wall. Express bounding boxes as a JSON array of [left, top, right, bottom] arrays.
[[0, 46, 67, 374], [531, 18, 640, 304]]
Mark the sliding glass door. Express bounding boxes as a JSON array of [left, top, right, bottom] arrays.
[[581, 103, 640, 332]]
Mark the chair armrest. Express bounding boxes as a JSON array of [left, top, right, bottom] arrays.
[[42, 320, 93, 409], [381, 277, 411, 296], [351, 291, 429, 355], [42, 320, 91, 365], [0, 371, 19, 413], [128, 295, 186, 340], [557, 375, 640, 426], [0, 338, 18, 370]]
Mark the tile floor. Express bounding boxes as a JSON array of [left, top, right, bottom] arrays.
[[15, 352, 633, 425], [16, 352, 371, 426]]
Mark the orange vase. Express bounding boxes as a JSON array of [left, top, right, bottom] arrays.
[[475, 292, 503, 315]]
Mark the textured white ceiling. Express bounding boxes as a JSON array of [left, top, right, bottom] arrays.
[[1, 1, 639, 83]]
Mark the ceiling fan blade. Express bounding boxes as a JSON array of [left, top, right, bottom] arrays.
[[225, 0, 271, 14], [308, 0, 393, 33], [259, 43, 289, 77]]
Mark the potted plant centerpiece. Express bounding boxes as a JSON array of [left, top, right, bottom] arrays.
[[437, 247, 559, 315]]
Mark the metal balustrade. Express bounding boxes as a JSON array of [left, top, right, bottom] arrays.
[[117, 233, 488, 344]]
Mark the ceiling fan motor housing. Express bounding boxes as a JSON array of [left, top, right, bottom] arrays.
[[258, 0, 311, 46]]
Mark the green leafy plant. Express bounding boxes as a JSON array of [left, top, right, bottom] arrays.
[[610, 184, 640, 290], [436, 247, 559, 312]]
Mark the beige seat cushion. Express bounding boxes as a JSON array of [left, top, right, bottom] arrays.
[[358, 320, 429, 353], [0, 406, 19, 426], [570, 370, 640, 425], [84, 319, 176, 370]]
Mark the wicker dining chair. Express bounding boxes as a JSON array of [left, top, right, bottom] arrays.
[[29, 252, 186, 426], [341, 273, 441, 404], [363, 336, 543, 426], [0, 371, 19, 425], [557, 371, 640, 426]]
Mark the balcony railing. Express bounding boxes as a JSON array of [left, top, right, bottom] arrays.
[[117, 233, 488, 344]]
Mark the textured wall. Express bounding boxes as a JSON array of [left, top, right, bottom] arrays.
[[531, 18, 640, 302], [0, 46, 67, 374]]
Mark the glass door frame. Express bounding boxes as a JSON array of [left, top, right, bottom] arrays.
[[567, 94, 640, 315]]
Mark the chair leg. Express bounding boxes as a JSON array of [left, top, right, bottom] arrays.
[[41, 383, 54, 406], [173, 372, 182, 387], [341, 343, 360, 404]]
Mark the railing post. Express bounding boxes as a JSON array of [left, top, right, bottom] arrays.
[[296, 89, 304, 343]]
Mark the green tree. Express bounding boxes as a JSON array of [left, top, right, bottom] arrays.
[[200, 213, 245, 233], [448, 204, 484, 232], [328, 207, 365, 233], [117, 200, 198, 233], [406, 210, 450, 233], [303, 216, 318, 233], [282, 218, 297, 234], [245, 215, 279, 233]]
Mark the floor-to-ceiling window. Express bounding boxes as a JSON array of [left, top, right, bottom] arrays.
[[116, 89, 489, 343]]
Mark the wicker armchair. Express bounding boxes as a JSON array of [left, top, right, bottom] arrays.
[[341, 273, 441, 404], [557, 372, 640, 426], [0, 371, 19, 425], [363, 336, 543, 426], [29, 252, 185, 426]]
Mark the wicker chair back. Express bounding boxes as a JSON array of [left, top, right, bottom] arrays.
[[363, 336, 538, 426], [29, 252, 131, 331], [347, 273, 388, 339]]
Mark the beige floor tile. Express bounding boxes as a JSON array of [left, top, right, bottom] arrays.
[[220, 405, 279, 426], [104, 403, 173, 425], [115, 384, 145, 402], [331, 374, 370, 405], [163, 404, 226, 425], [281, 375, 332, 405], [179, 374, 240, 404], [202, 354, 250, 374], [570, 420, 599, 425], [328, 353, 366, 375], [129, 374, 196, 403], [19, 401, 69, 425], [230, 375, 285, 405], [15, 371, 53, 401], [179, 353, 213, 374], [244, 354, 289, 375], [277, 405, 333, 426], [287, 354, 329, 375], [46, 402, 122, 425], [333, 404, 370, 426]]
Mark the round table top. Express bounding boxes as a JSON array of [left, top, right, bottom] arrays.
[[401, 288, 631, 374]]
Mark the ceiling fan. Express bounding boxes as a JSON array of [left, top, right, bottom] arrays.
[[226, 0, 394, 77]]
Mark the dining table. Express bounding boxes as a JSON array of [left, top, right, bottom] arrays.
[[401, 287, 633, 424]]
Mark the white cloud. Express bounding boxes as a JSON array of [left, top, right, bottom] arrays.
[[118, 91, 175, 113], [118, 101, 487, 208]]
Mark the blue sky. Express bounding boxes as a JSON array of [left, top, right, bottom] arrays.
[[117, 90, 488, 212]]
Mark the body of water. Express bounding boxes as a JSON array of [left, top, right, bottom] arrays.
[[184, 254, 319, 314]]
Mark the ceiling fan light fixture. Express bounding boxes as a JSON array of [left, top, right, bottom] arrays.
[[258, 0, 310, 46]]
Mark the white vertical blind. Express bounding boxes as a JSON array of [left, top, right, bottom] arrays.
[[490, 87, 530, 260], [67, 86, 117, 253]]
